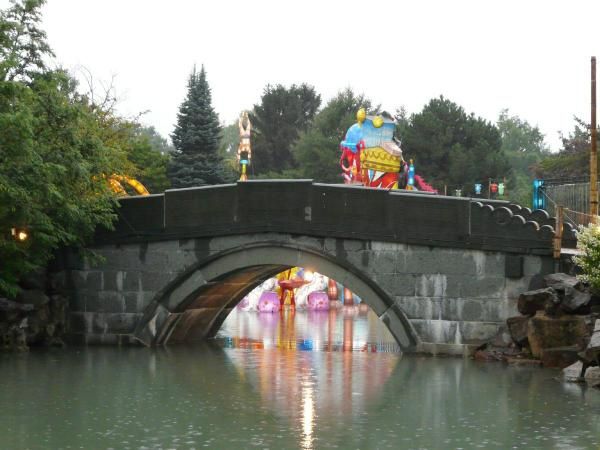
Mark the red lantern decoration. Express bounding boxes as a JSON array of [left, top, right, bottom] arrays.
[[327, 278, 338, 300], [343, 287, 354, 306]]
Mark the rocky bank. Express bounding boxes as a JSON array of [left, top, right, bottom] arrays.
[[0, 268, 67, 351], [475, 272, 600, 387]]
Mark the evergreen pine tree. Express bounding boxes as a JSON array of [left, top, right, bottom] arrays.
[[168, 65, 224, 188]]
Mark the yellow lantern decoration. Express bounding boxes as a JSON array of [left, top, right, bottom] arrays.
[[373, 115, 384, 128]]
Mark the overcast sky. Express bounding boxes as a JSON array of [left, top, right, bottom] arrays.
[[5, 0, 600, 149]]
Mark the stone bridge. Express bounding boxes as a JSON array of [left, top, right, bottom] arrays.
[[57, 180, 577, 354]]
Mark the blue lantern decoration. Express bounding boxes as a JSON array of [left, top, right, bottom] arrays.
[[474, 183, 482, 195], [532, 179, 545, 210]]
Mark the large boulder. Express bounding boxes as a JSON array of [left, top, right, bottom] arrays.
[[560, 287, 592, 314], [527, 312, 589, 358], [579, 319, 600, 363], [518, 288, 560, 316], [544, 273, 583, 291], [506, 316, 529, 347]]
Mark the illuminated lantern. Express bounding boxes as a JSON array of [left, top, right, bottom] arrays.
[[474, 183, 482, 195], [498, 183, 505, 196], [327, 278, 338, 300], [308, 292, 330, 310], [11, 227, 28, 242], [490, 182, 498, 194], [407, 159, 415, 189], [343, 287, 354, 306], [258, 291, 280, 313]]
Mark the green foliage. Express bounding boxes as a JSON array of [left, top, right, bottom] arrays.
[[535, 117, 599, 180], [399, 96, 510, 193], [128, 127, 171, 193], [574, 224, 600, 294], [250, 83, 321, 174], [497, 109, 549, 206], [0, 70, 130, 297], [217, 122, 241, 182], [0, 0, 53, 81], [294, 89, 373, 182], [0, 0, 162, 297], [168, 65, 225, 188]]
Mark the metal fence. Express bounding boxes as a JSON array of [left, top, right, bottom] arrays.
[[543, 181, 600, 227]]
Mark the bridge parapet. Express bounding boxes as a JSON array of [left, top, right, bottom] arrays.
[[98, 180, 561, 255]]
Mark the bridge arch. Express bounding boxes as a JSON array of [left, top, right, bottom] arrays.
[[134, 242, 419, 351]]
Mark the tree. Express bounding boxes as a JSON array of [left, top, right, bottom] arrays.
[[497, 109, 549, 205], [127, 127, 171, 193], [138, 125, 174, 155], [168, 65, 225, 188], [0, 0, 53, 81], [399, 96, 510, 193], [217, 121, 241, 181], [0, 0, 147, 297], [250, 83, 321, 174], [534, 117, 599, 180], [294, 89, 373, 182]]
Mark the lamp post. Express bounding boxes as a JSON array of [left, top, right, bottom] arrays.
[[591, 56, 598, 217]]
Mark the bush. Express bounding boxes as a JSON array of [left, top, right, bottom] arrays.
[[574, 223, 600, 293]]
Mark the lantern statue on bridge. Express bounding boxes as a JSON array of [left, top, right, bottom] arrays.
[[237, 111, 252, 181], [339, 109, 437, 192]]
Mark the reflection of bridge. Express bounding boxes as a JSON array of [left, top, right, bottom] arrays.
[[58, 180, 575, 354]]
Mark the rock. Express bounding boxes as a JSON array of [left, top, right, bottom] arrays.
[[544, 273, 583, 291], [0, 298, 34, 312], [560, 287, 592, 314], [527, 311, 589, 358], [579, 319, 600, 363], [518, 288, 560, 316], [507, 316, 529, 347], [563, 361, 600, 385], [540, 346, 580, 368], [506, 356, 542, 366], [16, 289, 49, 307]]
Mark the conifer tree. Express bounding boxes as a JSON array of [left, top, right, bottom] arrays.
[[168, 65, 224, 188]]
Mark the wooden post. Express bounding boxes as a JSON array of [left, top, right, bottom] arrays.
[[553, 205, 564, 260], [591, 57, 598, 216]]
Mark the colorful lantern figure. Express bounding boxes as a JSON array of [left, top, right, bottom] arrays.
[[257, 291, 280, 313], [498, 182, 505, 196], [474, 183, 482, 196], [327, 278, 338, 300], [340, 108, 366, 184], [490, 182, 498, 194], [108, 175, 150, 197], [407, 159, 415, 190], [237, 111, 252, 181], [307, 291, 329, 311], [359, 113, 403, 189]]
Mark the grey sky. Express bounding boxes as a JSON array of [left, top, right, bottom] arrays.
[[5, 0, 600, 149]]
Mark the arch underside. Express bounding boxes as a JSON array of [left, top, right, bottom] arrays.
[[134, 244, 419, 351]]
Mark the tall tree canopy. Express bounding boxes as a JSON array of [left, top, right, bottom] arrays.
[[294, 89, 373, 182], [534, 117, 599, 180], [0, 0, 135, 296], [168, 65, 225, 188], [0, 0, 170, 296], [497, 109, 549, 205], [250, 83, 321, 174], [398, 96, 510, 193]]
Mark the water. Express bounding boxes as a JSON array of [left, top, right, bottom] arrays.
[[1, 307, 600, 449]]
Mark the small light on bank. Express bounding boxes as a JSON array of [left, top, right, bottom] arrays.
[[11, 227, 29, 242]]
